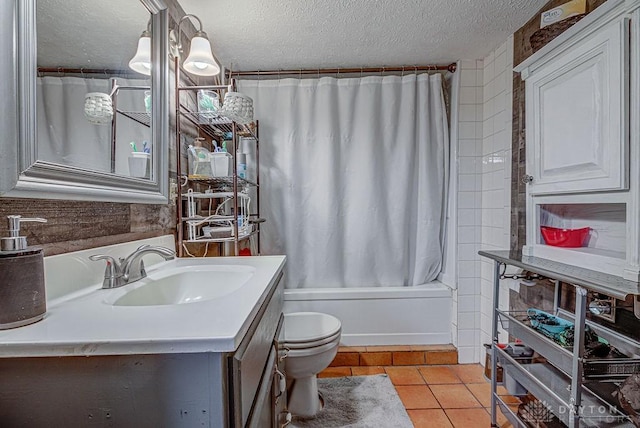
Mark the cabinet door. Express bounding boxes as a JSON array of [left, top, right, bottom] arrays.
[[526, 18, 629, 195]]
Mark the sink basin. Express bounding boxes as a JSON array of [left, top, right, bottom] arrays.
[[109, 265, 254, 307]]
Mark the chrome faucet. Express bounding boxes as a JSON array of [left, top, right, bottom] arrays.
[[89, 245, 175, 289]]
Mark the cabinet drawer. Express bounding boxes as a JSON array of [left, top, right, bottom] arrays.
[[231, 274, 283, 427]]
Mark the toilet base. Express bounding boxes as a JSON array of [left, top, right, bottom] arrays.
[[287, 375, 323, 418]]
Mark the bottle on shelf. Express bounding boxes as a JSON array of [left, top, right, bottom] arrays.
[[237, 153, 247, 179], [188, 137, 212, 178]]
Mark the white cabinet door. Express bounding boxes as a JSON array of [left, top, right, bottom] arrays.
[[525, 18, 629, 195]]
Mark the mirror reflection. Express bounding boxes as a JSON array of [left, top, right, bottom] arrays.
[[36, 0, 153, 179]]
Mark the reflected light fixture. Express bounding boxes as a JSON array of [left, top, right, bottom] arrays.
[[129, 22, 152, 76], [172, 14, 220, 76]]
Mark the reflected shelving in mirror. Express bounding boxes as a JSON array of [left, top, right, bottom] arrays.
[[0, 0, 169, 203]]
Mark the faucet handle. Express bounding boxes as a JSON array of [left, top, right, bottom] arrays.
[[89, 254, 123, 276]]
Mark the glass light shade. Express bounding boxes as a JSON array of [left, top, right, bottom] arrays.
[[129, 35, 152, 76], [183, 35, 220, 76]]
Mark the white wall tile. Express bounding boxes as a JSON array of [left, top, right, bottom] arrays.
[[458, 226, 476, 244], [458, 329, 478, 347], [451, 51, 514, 363], [460, 59, 477, 70], [458, 346, 478, 364], [463, 37, 514, 363], [459, 122, 477, 139], [460, 69, 477, 87], [458, 209, 476, 226], [494, 53, 507, 75], [459, 174, 477, 191], [459, 157, 477, 174], [458, 312, 477, 330], [458, 295, 478, 313], [459, 104, 478, 122], [459, 87, 477, 104], [458, 243, 477, 261], [459, 139, 480, 157], [458, 191, 476, 209], [458, 260, 477, 277]]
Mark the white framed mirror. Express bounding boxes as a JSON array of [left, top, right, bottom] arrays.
[[0, 0, 169, 203]]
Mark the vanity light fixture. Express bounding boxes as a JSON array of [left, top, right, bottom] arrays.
[[129, 22, 152, 76], [171, 14, 220, 76]]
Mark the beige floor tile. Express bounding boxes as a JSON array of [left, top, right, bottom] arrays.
[[395, 385, 440, 409], [338, 346, 366, 353], [466, 382, 492, 407], [449, 364, 486, 383], [329, 352, 360, 367], [419, 365, 462, 384], [430, 384, 482, 409], [384, 366, 426, 385], [445, 408, 491, 428], [367, 345, 412, 352], [408, 409, 454, 428], [360, 352, 392, 366], [318, 367, 351, 378], [393, 351, 426, 365], [351, 366, 385, 376]]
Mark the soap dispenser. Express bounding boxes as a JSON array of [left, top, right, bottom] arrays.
[[0, 215, 48, 329]]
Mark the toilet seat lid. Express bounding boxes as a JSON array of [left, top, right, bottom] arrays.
[[286, 329, 342, 350], [284, 312, 342, 344]]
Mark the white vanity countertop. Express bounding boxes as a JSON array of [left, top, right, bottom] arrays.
[[0, 255, 286, 358]]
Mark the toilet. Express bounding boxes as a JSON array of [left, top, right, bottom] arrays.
[[283, 312, 342, 418]]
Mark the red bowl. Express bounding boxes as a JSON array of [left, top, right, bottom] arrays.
[[540, 226, 590, 248]]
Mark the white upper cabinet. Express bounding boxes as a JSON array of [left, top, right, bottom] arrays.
[[515, 0, 640, 281], [519, 10, 629, 195]]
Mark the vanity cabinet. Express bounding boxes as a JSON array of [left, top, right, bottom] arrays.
[[230, 272, 287, 427], [514, 0, 640, 281], [0, 271, 286, 428]]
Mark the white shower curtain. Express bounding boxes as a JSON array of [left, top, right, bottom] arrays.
[[37, 76, 151, 175], [239, 74, 449, 288]]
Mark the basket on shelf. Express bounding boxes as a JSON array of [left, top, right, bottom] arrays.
[[219, 91, 254, 125], [530, 14, 586, 53], [83, 92, 114, 125], [540, 226, 590, 248]]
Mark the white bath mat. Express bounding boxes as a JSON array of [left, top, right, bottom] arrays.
[[291, 374, 413, 428]]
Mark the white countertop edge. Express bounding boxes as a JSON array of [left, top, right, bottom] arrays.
[[0, 337, 238, 358], [0, 254, 286, 358]]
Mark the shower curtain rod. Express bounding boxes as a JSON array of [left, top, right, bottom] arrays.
[[228, 63, 457, 78], [37, 67, 132, 76]]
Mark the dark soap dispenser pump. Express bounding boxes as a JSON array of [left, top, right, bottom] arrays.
[[0, 215, 48, 329]]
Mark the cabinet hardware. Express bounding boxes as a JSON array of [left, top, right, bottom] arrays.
[[274, 368, 286, 405], [280, 411, 292, 427], [279, 347, 290, 362]]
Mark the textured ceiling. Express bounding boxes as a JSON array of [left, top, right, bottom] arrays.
[[36, 0, 550, 72], [178, 0, 550, 70], [37, 0, 150, 70]]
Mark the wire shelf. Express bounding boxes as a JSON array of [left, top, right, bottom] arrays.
[[184, 229, 257, 244], [183, 175, 258, 190], [117, 110, 151, 127], [179, 109, 257, 139]]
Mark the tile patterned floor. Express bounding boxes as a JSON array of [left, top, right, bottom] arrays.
[[319, 363, 516, 428]]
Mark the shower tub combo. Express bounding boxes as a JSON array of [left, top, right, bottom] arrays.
[[283, 282, 452, 346]]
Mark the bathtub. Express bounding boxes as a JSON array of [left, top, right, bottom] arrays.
[[283, 282, 453, 346]]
